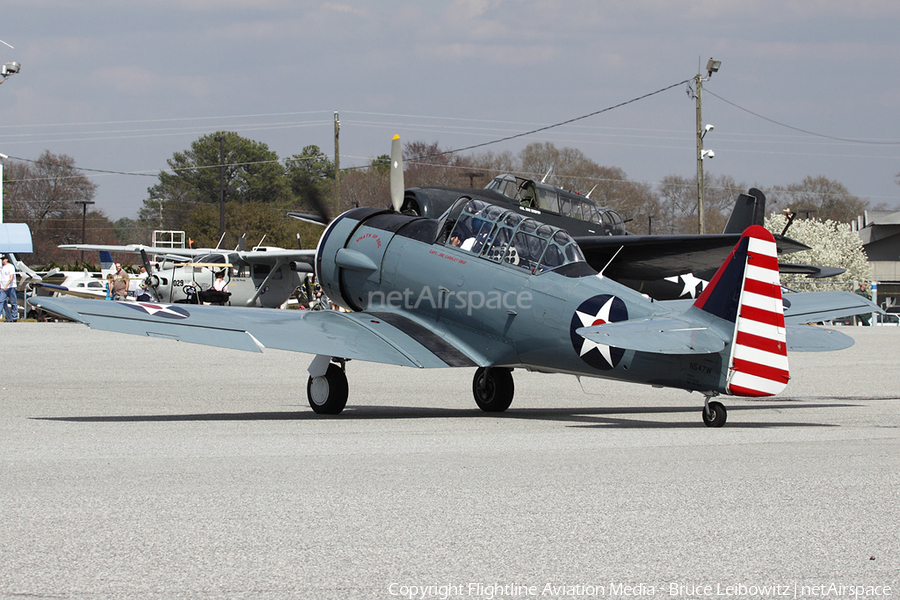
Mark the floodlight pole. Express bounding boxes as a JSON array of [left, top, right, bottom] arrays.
[[694, 58, 720, 234], [695, 72, 705, 234]]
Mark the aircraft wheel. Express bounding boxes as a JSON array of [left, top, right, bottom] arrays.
[[472, 367, 514, 412], [702, 400, 727, 428], [307, 364, 348, 415]]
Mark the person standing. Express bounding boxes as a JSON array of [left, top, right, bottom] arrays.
[[112, 262, 129, 301], [0, 255, 18, 322]]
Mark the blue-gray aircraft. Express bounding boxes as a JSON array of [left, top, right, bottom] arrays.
[[30, 190, 878, 427]]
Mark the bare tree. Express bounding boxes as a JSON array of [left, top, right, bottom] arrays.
[[766, 176, 868, 224], [3, 151, 110, 265]]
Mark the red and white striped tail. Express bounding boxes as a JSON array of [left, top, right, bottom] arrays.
[[726, 227, 789, 396]]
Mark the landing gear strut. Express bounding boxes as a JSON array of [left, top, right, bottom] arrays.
[[472, 367, 514, 412], [702, 396, 727, 428], [307, 363, 348, 415]]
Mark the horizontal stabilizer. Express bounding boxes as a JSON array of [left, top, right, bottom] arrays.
[[576, 314, 726, 355], [779, 263, 845, 279], [786, 325, 854, 352], [783, 291, 881, 325]]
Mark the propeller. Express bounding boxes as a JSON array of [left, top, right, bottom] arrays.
[[139, 249, 161, 299], [390, 134, 404, 213], [289, 134, 406, 225]]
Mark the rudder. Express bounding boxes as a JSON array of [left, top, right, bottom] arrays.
[[693, 225, 789, 397]]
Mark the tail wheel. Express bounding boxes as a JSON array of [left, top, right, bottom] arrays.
[[307, 363, 348, 415], [702, 400, 727, 427], [472, 367, 514, 412]]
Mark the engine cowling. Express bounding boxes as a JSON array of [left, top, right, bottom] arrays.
[[315, 207, 418, 311]]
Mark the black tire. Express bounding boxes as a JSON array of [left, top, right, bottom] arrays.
[[702, 400, 727, 427], [307, 363, 349, 415], [472, 367, 514, 412]]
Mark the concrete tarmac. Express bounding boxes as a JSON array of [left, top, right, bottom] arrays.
[[1, 323, 898, 600]]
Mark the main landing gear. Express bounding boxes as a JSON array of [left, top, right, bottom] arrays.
[[307, 362, 348, 415], [472, 367, 515, 412], [304, 358, 518, 415], [702, 396, 727, 427]]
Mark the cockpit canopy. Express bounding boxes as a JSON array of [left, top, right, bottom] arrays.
[[484, 174, 627, 235], [438, 198, 586, 274]]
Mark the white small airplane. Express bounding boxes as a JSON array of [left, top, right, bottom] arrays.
[[58, 241, 316, 308]]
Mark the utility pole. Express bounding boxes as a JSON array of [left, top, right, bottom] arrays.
[[215, 135, 225, 239], [462, 171, 484, 187], [334, 111, 340, 217], [691, 58, 720, 234]]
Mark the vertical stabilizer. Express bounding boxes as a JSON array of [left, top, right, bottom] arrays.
[[99, 250, 114, 272], [722, 188, 766, 234], [693, 225, 789, 397]]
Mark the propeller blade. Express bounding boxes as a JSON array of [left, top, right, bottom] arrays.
[[139, 249, 161, 299], [288, 212, 330, 226], [390, 134, 404, 213]]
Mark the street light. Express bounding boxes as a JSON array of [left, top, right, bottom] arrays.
[[0, 61, 20, 84], [75, 200, 95, 262], [690, 57, 721, 234]]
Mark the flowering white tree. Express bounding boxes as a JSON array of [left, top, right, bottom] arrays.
[[765, 213, 871, 293]]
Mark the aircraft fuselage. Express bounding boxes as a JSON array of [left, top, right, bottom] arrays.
[[316, 202, 729, 395]]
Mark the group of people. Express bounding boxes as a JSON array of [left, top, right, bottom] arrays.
[[0, 254, 18, 322]]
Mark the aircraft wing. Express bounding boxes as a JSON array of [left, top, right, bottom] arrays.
[[28, 297, 482, 369], [59, 244, 316, 268], [574, 234, 809, 279], [234, 248, 316, 266], [32, 282, 107, 300], [59, 244, 212, 258]]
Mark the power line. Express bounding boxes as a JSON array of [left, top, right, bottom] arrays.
[[416, 79, 694, 160], [705, 89, 900, 145]]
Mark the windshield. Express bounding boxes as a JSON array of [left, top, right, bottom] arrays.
[[442, 198, 585, 273]]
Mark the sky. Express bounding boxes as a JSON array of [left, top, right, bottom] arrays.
[[3, 0, 900, 224]]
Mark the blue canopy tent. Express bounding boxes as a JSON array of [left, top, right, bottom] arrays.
[[0, 222, 33, 253], [1, 223, 33, 320]]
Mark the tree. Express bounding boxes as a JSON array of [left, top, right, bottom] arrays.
[[144, 132, 291, 248], [2, 151, 115, 265], [656, 173, 746, 235], [339, 156, 392, 213], [184, 201, 323, 251], [657, 175, 697, 234], [765, 212, 871, 292], [766, 176, 867, 224], [285, 145, 335, 216], [403, 140, 476, 189]]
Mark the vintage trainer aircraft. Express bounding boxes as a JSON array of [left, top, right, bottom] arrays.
[[31, 190, 878, 427], [57, 240, 315, 308]]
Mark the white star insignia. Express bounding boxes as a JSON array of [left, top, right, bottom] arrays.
[[574, 296, 616, 366], [664, 273, 706, 298]]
